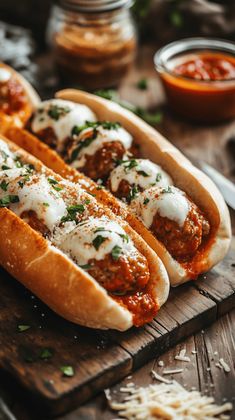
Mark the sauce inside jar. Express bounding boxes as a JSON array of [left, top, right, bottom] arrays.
[[156, 49, 235, 123]]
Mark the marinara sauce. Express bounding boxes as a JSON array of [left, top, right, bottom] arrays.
[[155, 41, 235, 123]]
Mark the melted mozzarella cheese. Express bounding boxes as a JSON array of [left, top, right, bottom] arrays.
[[0, 170, 66, 231], [71, 125, 133, 169], [0, 139, 15, 168], [0, 68, 11, 83], [130, 186, 190, 228], [58, 216, 136, 265], [109, 159, 173, 192], [31, 99, 96, 152]]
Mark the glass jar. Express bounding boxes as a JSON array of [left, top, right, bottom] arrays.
[[47, 0, 137, 89]]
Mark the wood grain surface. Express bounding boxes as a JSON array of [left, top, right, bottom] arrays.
[[0, 44, 235, 419]]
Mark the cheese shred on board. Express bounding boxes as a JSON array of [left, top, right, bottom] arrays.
[[108, 381, 232, 419]]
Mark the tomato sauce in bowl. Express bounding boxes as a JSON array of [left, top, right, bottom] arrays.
[[154, 38, 235, 123]]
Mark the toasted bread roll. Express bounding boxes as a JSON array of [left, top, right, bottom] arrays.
[[0, 65, 231, 286], [0, 135, 169, 330]]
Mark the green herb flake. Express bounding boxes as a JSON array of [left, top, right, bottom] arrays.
[[127, 185, 139, 203], [17, 324, 31, 332], [60, 365, 74, 377], [137, 170, 149, 177], [48, 177, 59, 185], [162, 186, 173, 194], [40, 348, 53, 360], [92, 235, 107, 250], [143, 198, 150, 205], [0, 195, 19, 207], [1, 165, 10, 170], [61, 204, 86, 223], [1, 150, 9, 161], [79, 264, 92, 270], [118, 233, 129, 243], [43, 202, 50, 207], [94, 227, 106, 233], [0, 180, 9, 191], [70, 129, 98, 162], [170, 10, 183, 28], [111, 245, 122, 261], [137, 78, 148, 90], [48, 105, 71, 121], [156, 173, 162, 182]]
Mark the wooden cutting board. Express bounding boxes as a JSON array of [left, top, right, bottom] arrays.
[[0, 238, 234, 417]]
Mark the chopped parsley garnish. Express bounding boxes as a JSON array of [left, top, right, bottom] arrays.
[[1, 165, 10, 170], [0, 195, 19, 207], [116, 158, 138, 172], [137, 78, 148, 90], [17, 324, 31, 332], [111, 245, 122, 261], [71, 121, 98, 136], [48, 177, 59, 185], [43, 202, 50, 207], [61, 204, 86, 223], [162, 186, 173, 194], [0, 150, 8, 161], [0, 180, 9, 191], [94, 227, 106, 233], [137, 170, 149, 177], [72, 121, 121, 137], [15, 156, 23, 168], [87, 191, 96, 197], [18, 174, 31, 189], [40, 348, 53, 360], [100, 121, 121, 130], [127, 185, 139, 203], [60, 365, 74, 377], [48, 177, 63, 191], [79, 264, 92, 270], [48, 104, 70, 121], [94, 89, 163, 126], [118, 233, 129, 243], [92, 235, 107, 250], [70, 129, 98, 162], [27, 164, 35, 172], [143, 198, 150, 205], [156, 173, 162, 182], [52, 185, 63, 192]]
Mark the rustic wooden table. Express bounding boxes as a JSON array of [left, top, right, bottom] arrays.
[[0, 45, 235, 420]]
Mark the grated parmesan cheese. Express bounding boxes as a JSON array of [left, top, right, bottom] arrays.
[[219, 359, 231, 373], [163, 368, 184, 375], [151, 370, 171, 384], [107, 380, 233, 419]]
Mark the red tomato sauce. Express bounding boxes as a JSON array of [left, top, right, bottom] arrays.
[[174, 53, 235, 82], [115, 289, 159, 327], [160, 52, 235, 122]]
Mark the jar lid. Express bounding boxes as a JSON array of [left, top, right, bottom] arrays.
[[58, 0, 133, 13]]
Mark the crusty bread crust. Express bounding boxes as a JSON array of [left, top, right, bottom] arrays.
[[0, 135, 169, 330], [52, 89, 231, 285]]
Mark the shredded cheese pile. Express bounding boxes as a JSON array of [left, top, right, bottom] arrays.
[[107, 381, 232, 419]]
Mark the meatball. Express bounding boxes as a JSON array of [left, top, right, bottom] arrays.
[[21, 210, 49, 236], [86, 252, 150, 295], [79, 140, 126, 181], [107, 178, 133, 200], [0, 78, 27, 114], [151, 203, 210, 261]]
